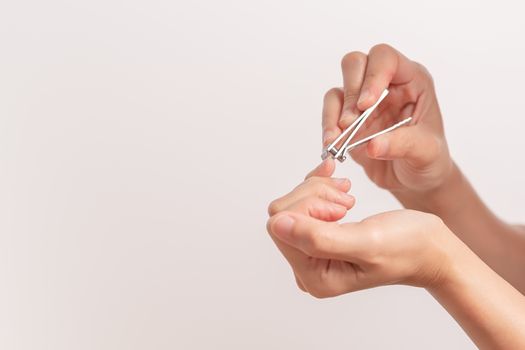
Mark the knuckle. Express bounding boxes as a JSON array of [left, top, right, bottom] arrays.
[[340, 51, 367, 70], [360, 223, 385, 264], [413, 61, 435, 87], [367, 228, 385, 249], [316, 183, 334, 200], [304, 196, 320, 212], [306, 229, 333, 257], [370, 43, 394, 55], [303, 195, 318, 205], [364, 70, 379, 80], [366, 69, 393, 83], [302, 230, 322, 256], [323, 87, 343, 102], [294, 274, 307, 292], [267, 198, 282, 216], [304, 176, 317, 184], [343, 91, 360, 103], [414, 61, 432, 78], [306, 176, 328, 189], [303, 177, 318, 190]]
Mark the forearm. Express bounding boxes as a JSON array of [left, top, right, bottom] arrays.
[[429, 237, 525, 350], [394, 162, 525, 293]]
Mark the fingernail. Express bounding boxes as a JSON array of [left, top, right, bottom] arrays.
[[342, 192, 355, 201], [339, 112, 358, 128], [357, 89, 370, 106], [323, 130, 337, 145], [340, 193, 355, 207], [272, 215, 295, 239], [333, 178, 349, 186], [372, 138, 389, 158]]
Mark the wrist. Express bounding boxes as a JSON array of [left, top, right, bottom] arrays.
[[425, 229, 477, 294], [393, 161, 463, 215], [426, 226, 525, 350]]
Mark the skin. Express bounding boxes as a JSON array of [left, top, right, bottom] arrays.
[[267, 160, 525, 349], [321, 44, 525, 293], [267, 44, 525, 349]]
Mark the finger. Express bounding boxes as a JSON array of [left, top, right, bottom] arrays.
[[302, 178, 353, 207], [268, 232, 310, 283], [268, 178, 353, 216], [304, 162, 352, 193], [322, 88, 344, 146], [266, 219, 313, 284], [287, 196, 351, 222], [357, 44, 417, 111], [268, 212, 365, 261], [305, 158, 335, 179], [366, 124, 441, 167], [294, 273, 307, 292], [339, 52, 367, 128]]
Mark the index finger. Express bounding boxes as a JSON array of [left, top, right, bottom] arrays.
[[339, 51, 367, 128], [357, 44, 417, 110], [322, 88, 344, 147], [305, 158, 335, 179]]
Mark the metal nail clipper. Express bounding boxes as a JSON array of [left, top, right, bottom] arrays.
[[321, 89, 413, 162]]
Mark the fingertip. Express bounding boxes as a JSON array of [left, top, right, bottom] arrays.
[[339, 192, 356, 210], [325, 203, 348, 221], [357, 89, 373, 110], [320, 158, 336, 176], [306, 198, 348, 222], [333, 202, 348, 215], [367, 136, 389, 160], [306, 158, 335, 179], [345, 194, 356, 210], [332, 177, 351, 192]]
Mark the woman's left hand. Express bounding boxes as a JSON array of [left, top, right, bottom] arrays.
[[267, 159, 462, 298]]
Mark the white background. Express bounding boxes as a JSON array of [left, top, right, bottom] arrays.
[[1, 0, 524, 349]]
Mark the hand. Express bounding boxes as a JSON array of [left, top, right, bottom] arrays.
[[322, 44, 453, 194], [267, 160, 457, 298]]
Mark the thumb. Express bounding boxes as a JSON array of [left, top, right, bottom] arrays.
[[268, 212, 361, 261], [366, 125, 441, 167]]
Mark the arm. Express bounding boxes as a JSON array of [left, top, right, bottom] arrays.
[[430, 235, 525, 349], [396, 163, 525, 294]]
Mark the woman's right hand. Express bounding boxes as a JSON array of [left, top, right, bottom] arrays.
[[322, 44, 454, 197]]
